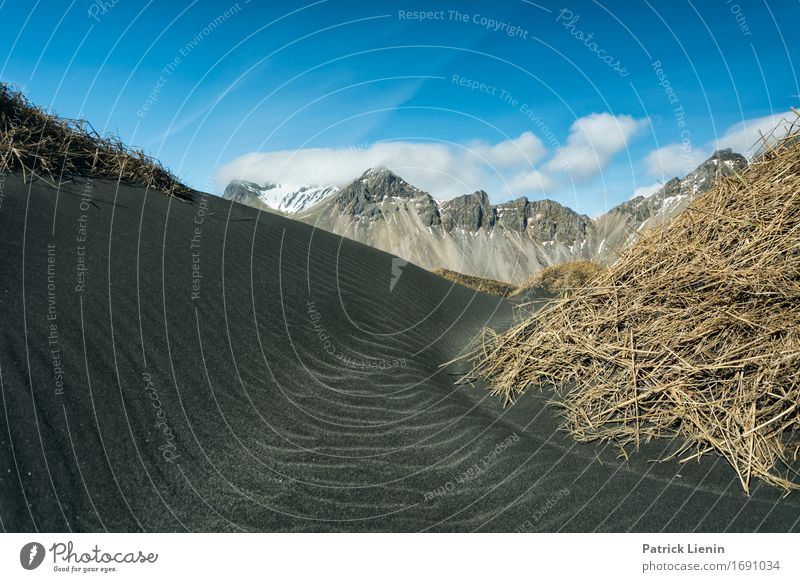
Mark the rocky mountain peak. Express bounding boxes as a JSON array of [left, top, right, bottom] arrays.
[[711, 148, 745, 162], [362, 166, 392, 178], [685, 148, 747, 193], [355, 167, 421, 196], [334, 168, 428, 216], [612, 148, 747, 220], [594, 148, 748, 261], [525, 199, 593, 243], [223, 179, 263, 206], [495, 197, 529, 231], [440, 190, 496, 231]]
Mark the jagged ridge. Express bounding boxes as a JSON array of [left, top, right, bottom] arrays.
[[225, 150, 746, 284]]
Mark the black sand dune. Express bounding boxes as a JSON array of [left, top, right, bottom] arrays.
[[1, 173, 799, 532]]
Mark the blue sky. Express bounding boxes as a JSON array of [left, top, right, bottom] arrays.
[[1, 0, 798, 215]]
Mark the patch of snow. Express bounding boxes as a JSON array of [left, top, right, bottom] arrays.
[[257, 184, 338, 213], [660, 194, 685, 209]]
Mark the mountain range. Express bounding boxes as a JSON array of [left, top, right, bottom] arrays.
[[223, 149, 746, 284]]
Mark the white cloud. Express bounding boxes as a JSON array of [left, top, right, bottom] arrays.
[[715, 111, 795, 155], [216, 113, 647, 200], [644, 110, 795, 179], [215, 132, 552, 200], [467, 131, 548, 168], [631, 183, 663, 199], [545, 113, 646, 180], [506, 169, 554, 196], [644, 143, 709, 179]]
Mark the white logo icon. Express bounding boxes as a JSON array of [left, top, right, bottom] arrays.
[[20, 542, 46, 570], [390, 258, 408, 291]]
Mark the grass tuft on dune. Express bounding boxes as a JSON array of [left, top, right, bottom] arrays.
[[0, 82, 190, 199], [465, 113, 800, 494], [510, 260, 603, 299], [431, 268, 517, 297]]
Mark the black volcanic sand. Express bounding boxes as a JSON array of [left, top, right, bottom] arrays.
[[1, 173, 799, 532]]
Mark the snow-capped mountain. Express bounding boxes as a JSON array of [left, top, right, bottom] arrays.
[[222, 150, 746, 284], [594, 148, 747, 261], [223, 179, 338, 214]]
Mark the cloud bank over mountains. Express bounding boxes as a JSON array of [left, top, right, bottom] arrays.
[[216, 112, 643, 200], [216, 110, 792, 204]]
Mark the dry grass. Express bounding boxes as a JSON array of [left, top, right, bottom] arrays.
[[510, 260, 603, 298], [0, 83, 190, 199], [432, 268, 517, 297], [464, 114, 800, 494]]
